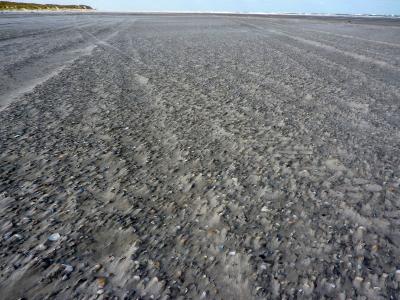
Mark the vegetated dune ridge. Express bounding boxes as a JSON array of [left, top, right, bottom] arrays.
[[0, 1, 92, 10], [0, 13, 400, 300]]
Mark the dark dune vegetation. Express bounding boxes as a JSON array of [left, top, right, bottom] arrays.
[[0, 1, 92, 10]]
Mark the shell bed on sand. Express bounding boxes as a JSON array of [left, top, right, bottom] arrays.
[[0, 12, 400, 299]]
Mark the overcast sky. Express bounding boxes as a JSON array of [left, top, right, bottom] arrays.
[[32, 0, 400, 15]]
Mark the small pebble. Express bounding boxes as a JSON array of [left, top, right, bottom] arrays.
[[97, 277, 107, 288], [62, 264, 74, 273], [36, 244, 47, 251], [354, 226, 365, 241], [395, 270, 400, 282], [304, 94, 313, 101], [48, 233, 61, 242], [133, 275, 140, 281], [353, 276, 363, 289], [97, 289, 104, 295], [13, 234, 23, 240], [365, 184, 382, 192], [93, 263, 102, 271]]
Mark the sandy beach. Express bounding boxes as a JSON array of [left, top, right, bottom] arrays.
[[0, 13, 400, 299]]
